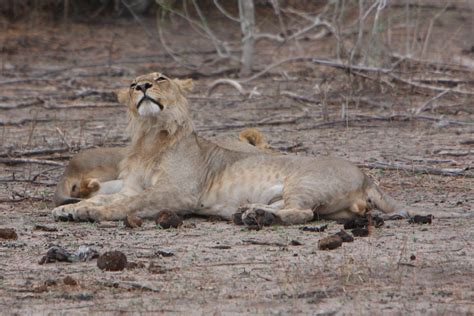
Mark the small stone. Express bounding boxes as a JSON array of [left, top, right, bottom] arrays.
[[63, 276, 78, 286], [318, 235, 343, 250], [123, 215, 143, 229], [0, 228, 18, 240], [410, 254, 416, 261], [155, 210, 183, 229], [97, 251, 127, 271]]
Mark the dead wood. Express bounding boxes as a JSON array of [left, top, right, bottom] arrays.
[[242, 239, 287, 247], [358, 161, 471, 177], [0, 158, 65, 166], [0, 147, 73, 158], [388, 73, 474, 95]]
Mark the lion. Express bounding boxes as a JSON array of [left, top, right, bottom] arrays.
[[53, 147, 126, 206], [52, 72, 409, 226], [54, 129, 271, 206]]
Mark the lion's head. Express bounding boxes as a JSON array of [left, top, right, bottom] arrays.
[[117, 72, 194, 135]]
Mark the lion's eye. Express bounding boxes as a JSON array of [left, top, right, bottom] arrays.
[[155, 76, 166, 82], [130, 83, 137, 88]]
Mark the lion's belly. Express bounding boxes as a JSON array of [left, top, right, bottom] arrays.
[[197, 159, 286, 219]]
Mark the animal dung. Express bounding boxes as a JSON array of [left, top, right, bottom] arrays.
[[63, 276, 78, 286], [97, 251, 128, 271], [351, 227, 369, 237], [39, 245, 99, 264], [124, 215, 143, 228], [409, 214, 433, 224], [155, 210, 183, 229], [335, 230, 354, 242], [0, 228, 17, 240], [318, 235, 343, 250], [39, 246, 74, 264], [300, 224, 328, 232], [34, 224, 58, 232], [344, 215, 384, 230]]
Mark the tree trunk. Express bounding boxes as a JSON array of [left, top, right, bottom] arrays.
[[238, 0, 255, 77]]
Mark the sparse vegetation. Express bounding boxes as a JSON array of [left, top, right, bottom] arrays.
[[0, 0, 473, 314]]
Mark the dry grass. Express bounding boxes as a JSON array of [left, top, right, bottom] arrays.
[[0, 3, 473, 314]]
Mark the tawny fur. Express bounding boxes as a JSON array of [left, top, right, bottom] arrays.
[[54, 129, 270, 206], [53, 147, 126, 206], [52, 72, 406, 224]]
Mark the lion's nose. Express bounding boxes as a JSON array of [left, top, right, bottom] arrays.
[[136, 82, 152, 92]]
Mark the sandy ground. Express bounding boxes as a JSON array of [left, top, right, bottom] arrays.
[[0, 6, 473, 315]]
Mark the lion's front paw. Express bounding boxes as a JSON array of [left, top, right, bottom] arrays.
[[239, 207, 276, 229], [52, 204, 102, 222]]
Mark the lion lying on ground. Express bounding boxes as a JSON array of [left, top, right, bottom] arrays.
[[54, 129, 271, 206], [52, 72, 408, 225]]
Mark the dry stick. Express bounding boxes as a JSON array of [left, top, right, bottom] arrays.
[[414, 90, 449, 115], [421, 3, 450, 59], [390, 52, 474, 72], [242, 239, 287, 247], [388, 73, 474, 95], [0, 158, 64, 166], [358, 161, 471, 178], [207, 79, 248, 96], [209, 56, 473, 95], [55, 127, 71, 149], [0, 147, 73, 158]]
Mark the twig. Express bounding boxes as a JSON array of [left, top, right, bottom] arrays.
[[242, 239, 287, 247], [198, 114, 307, 131], [421, 3, 450, 59], [388, 73, 474, 95], [280, 91, 319, 104], [414, 90, 449, 115], [296, 114, 473, 131], [0, 158, 65, 166], [193, 261, 268, 268], [207, 79, 248, 96], [358, 161, 471, 177], [0, 147, 74, 158], [55, 127, 71, 149]]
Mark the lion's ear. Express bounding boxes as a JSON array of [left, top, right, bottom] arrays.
[[174, 78, 194, 94], [116, 88, 130, 105]]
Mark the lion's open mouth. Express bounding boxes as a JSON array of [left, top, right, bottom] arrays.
[[137, 95, 164, 110]]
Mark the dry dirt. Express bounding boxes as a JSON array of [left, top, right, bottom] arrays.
[[0, 8, 473, 315]]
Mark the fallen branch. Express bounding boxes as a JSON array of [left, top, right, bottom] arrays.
[[0, 147, 73, 158], [198, 114, 307, 131], [358, 161, 471, 177], [0, 158, 65, 166], [414, 90, 450, 115], [389, 73, 474, 95], [297, 114, 474, 131], [242, 239, 287, 247], [207, 79, 248, 96]]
